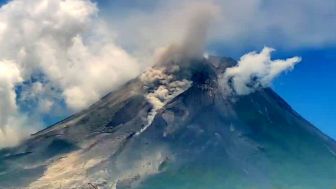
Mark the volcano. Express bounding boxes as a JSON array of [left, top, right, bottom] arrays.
[[0, 56, 336, 189]]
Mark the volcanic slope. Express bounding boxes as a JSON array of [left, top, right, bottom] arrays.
[[0, 56, 336, 189]]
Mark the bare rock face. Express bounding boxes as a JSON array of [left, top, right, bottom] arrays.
[[1, 57, 336, 189]]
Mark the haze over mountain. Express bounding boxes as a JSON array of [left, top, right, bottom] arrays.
[[0, 55, 335, 189]]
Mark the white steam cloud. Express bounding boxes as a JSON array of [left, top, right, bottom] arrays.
[[222, 47, 301, 95], [0, 0, 140, 148], [0, 0, 140, 111]]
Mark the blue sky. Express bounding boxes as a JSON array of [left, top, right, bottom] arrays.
[[0, 0, 335, 141], [273, 48, 336, 139]]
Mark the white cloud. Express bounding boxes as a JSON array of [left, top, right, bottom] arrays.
[[221, 47, 301, 95], [0, 60, 40, 148], [0, 0, 140, 112], [0, 60, 22, 126], [0, 0, 141, 148]]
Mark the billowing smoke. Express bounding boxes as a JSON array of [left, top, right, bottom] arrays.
[[135, 3, 217, 135], [0, 0, 141, 111], [154, 2, 218, 65], [138, 66, 192, 135], [0, 0, 140, 148], [221, 47, 301, 95]]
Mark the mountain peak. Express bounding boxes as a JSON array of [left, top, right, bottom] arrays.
[[1, 56, 336, 189]]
